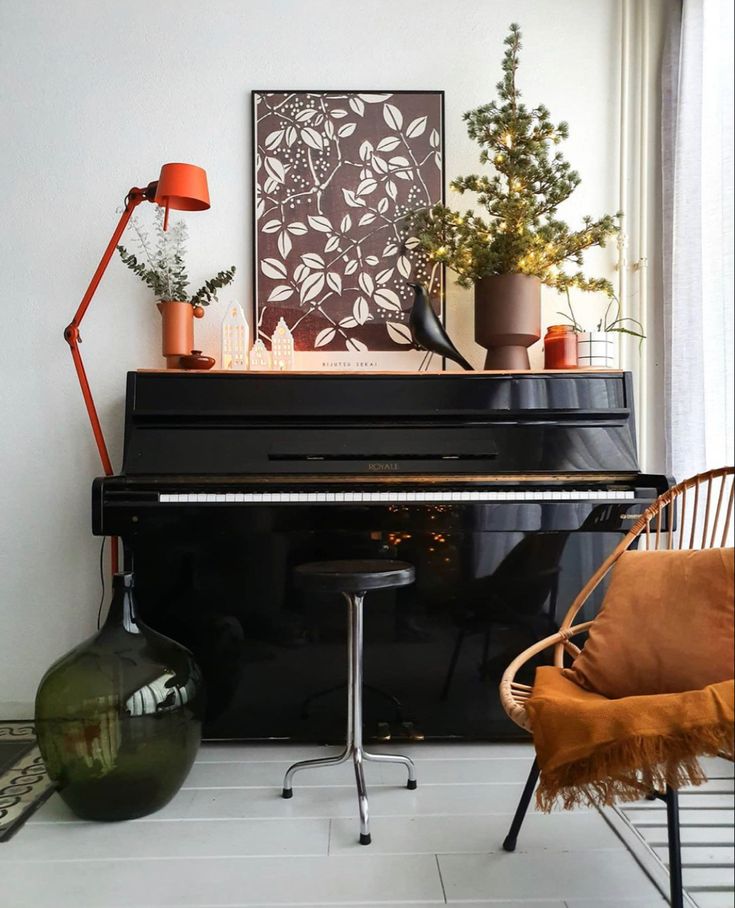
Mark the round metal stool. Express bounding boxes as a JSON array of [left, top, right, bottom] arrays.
[[282, 559, 418, 845]]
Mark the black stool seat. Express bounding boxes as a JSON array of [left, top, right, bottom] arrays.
[[294, 559, 415, 593]]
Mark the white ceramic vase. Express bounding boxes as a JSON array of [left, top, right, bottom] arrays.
[[577, 331, 618, 368]]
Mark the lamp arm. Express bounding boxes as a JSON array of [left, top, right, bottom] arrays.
[[63, 184, 156, 474], [64, 182, 157, 576]]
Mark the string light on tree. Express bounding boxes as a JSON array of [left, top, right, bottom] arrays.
[[412, 23, 620, 298]]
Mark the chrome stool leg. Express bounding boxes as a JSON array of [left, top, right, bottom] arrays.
[[281, 593, 356, 798], [348, 592, 372, 844], [282, 588, 418, 845], [362, 749, 417, 788], [281, 745, 352, 797]]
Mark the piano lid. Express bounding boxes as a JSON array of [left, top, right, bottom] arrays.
[[121, 371, 639, 476], [130, 370, 631, 416]]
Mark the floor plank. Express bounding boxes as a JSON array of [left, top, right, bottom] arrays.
[[689, 894, 735, 908], [640, 826, 734, 847], [652, 845, 735, 866], [437, 850, 657, 902], [29, 781, 543, 824], [185, 756, 536, 788], [329, 811, 623, 855], [0, 817, 330, 861], [0, 854, 446, 906]]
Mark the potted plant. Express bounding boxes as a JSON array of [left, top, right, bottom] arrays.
[[118, 207, 235, 368], [414, 24, 620, 369], [559, 292, 645, 368]]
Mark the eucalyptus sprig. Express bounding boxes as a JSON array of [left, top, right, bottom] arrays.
[[413, 23, 620, 296], [117, 206, 235, 307], [191, 269, 238, 307]]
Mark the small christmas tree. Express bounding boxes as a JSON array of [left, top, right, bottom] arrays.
[[415, 24, 620, 296]]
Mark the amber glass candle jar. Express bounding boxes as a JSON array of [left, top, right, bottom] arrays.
[[543, 324, 578, 369]]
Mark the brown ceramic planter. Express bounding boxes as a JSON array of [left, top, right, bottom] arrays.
[[157, 301, 194, 369], [474, 274, 541, 369]]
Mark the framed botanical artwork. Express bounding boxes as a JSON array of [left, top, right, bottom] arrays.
[[252, 90, 444, 370]]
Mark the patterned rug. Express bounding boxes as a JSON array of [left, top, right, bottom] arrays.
[[602, 756, 735, 908], [0, 722, 56, 842]]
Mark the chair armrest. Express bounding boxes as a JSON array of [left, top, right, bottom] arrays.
[[499, 622, 594, 732]]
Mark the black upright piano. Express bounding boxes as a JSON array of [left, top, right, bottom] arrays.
[[94, 370, 670, 742]]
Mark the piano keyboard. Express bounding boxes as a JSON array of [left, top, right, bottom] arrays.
[[158, 489, 636, 504]]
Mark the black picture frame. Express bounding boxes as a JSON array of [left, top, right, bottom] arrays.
[[252, 90, 445, 371]]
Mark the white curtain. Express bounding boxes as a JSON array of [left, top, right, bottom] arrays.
[[662, 0, 734, 482]]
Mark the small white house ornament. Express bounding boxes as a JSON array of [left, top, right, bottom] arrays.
[[249, 339, 271, 370], [221, 303, 249, 370], [271, 317, 295, 371]]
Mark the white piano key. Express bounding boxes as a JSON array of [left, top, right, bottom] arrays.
[[156, 486, 639, 505]]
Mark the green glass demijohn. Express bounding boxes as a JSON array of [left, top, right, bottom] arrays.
[[34, 572, 205, 821]]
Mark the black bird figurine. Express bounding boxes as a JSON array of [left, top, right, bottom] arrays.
[[407, 283, 474, 371]]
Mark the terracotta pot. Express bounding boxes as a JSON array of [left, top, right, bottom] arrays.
[[157, 301, 194, 369], [474, 274, 541, 370]]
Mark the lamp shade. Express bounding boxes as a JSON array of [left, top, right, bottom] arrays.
[[154, 163, 210, 212]]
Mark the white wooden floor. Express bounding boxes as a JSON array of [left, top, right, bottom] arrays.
[[0, 742, 722, 907]]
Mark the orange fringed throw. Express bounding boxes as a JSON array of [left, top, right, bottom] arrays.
[[526, 666, 735, 811]]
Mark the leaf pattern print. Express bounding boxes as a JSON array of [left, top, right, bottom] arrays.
[[253, 91, 444, 356]]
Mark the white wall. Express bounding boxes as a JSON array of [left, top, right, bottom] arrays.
[[0, 0, 665, 716]]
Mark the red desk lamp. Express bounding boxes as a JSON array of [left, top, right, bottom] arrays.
[[64, 163, 210, 572]]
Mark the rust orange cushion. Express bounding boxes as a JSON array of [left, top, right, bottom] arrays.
[[563, 547, 734, 698]]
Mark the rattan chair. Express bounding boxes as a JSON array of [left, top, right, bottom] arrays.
[[499, 467, 734, 908]]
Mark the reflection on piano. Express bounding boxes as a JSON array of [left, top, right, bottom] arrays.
[[94, 371, 670, 742]]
